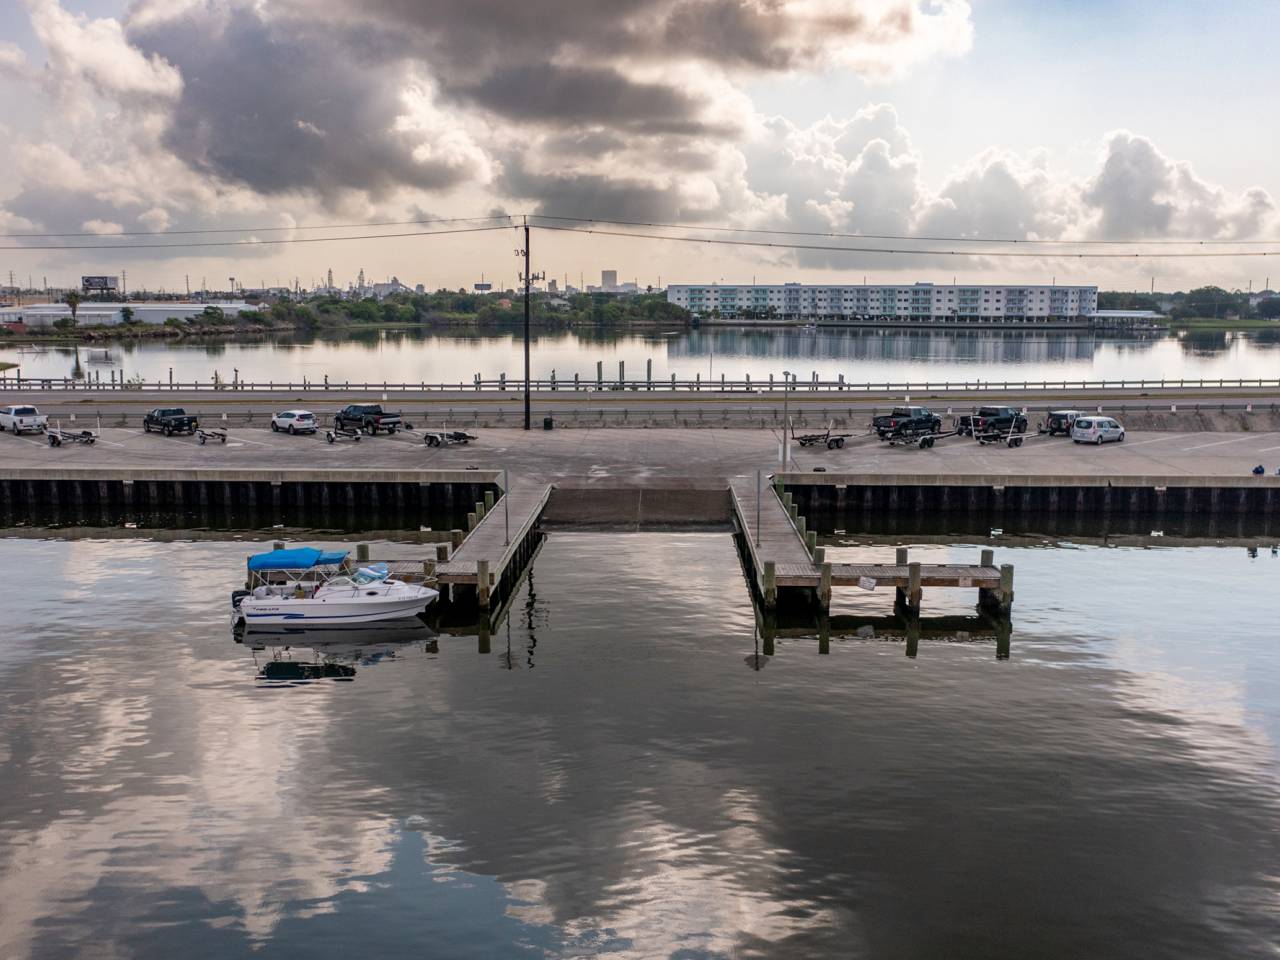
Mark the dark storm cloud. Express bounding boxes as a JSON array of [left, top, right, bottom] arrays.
[[451, 63, 729, 136], [500, 164, 706, 223], [127, 7, 471, 199]]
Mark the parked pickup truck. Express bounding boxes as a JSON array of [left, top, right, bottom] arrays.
[[333, 404, 403, 435], [958, 406, 1028, 437], [143, 407, 199, 436], [872, 406, 942, 440], [0, 404, 48, 435]]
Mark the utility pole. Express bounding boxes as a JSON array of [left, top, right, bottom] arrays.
[[524, 219, 532, 430], [121, 269, 127, 297]]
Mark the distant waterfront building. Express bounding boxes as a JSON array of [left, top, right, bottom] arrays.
[[601, 270, 618, 291], [0, 301, 254, 327], [368, 276, 411, 299], [666, 282, 1099, 323]]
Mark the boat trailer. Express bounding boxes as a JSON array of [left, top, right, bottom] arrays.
[[794, 423, 854, 450], [46, 422, 98, 446], [325, 426, 363, 444], [423, 429, 478, 447], [197, 427, 228, 445]]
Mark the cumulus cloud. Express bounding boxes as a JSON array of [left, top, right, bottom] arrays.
[[26, 0, 181, 102], [81, 219, 124, 235], [1081, 131, 1276, 240]]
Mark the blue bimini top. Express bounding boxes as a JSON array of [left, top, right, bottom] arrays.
[[247, 547, 350, 572]]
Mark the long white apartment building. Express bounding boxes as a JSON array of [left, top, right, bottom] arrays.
[[666, 282, 1098, 323]]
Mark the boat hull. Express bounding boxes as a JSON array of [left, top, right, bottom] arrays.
[[238, 590, 437, 625]]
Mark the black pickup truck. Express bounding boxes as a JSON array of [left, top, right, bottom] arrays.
[[143, 407, 198, 436], [958, 405, 1028, 437], [872, 406, 942, 440], [333, 404, 403, 435]]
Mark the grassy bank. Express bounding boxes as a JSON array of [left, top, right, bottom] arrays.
[[1159, 316, 1280, 331]]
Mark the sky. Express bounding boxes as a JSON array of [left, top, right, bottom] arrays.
[[0, 0, 1277, 294]]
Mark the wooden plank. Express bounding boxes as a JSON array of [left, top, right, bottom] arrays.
[[436, 481, 552, 585], [828, 563, 1000, 588]]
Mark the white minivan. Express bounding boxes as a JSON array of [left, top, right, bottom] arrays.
[[1072, 416, 1125, 444]]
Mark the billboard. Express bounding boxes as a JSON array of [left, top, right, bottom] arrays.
[[82, 276, 119, 291], [473, 282, 492, 291]]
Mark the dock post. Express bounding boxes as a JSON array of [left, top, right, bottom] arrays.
[[818, 613, 830, 655], [895, 546, 908, 565], [806, 530, 817, 554], [980, 548, 994, 568], [782, 491, 793, 512], [423, 559, 435, 579], [995, 617, 1012, 660], [905, 616, 921, 659], [813, 546, 824, 564], [646, 358, 652, 390], [907, 561, 922, 616], [475, 499, 486, 521], [451, 529, 465, 550], [484, 490, 496, 514], [999, 563, 1015, 614], [762, 561, 777, 608], [467, 511, 478, 532], [477, 559, 490, 609], [356, 543, 370, 563], [796, 515, 806, 538], [619, 360, 625, 387], [819, 561, 832, 608], [273, 540, 285, 552], [436, 542, 450, 562]]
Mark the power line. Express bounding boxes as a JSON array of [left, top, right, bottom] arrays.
[[0, 214, 514, 240], [532, 214, 1280, 247], [0, 224, 513, 251], [533, 223, 1280, 259]]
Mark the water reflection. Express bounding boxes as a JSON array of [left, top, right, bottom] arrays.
[[236, 619, 439, 686], [2, 535, 1280, 958], [6, 325, 1280, 384]]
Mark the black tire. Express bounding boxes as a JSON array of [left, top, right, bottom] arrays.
[[271, 421, 279, 432], [164, 425, 172, 437], [220, 434, 227, 443], [827, 438, 836, 449], [143, 423, 150, 433], [287, 425, 295, 435], [334, 418, 342, 430], [836, 437, 845, 449], [1118, 432, 1125, 442], [1095, 435, 1103, 445], [326, 432, 335, 444], [47, 433, 56, 446], [364, 423, 376, 436]]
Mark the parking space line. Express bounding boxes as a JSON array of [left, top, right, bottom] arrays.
[[1123, 435, 1182, 446], [1181, 435, 1274, 451]]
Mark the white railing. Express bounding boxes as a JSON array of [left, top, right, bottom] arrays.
[[3, 373, 1280, 394]]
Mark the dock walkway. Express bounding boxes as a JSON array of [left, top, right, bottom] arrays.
[[436, 481, 553, 604], [729, 474, 817, 603]]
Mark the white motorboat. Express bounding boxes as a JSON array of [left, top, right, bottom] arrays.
[[232, 547, 438, 626]]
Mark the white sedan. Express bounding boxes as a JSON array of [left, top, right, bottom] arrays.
[[271, 409, 318, 434]]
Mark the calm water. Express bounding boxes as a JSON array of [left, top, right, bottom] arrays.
[[1, 533, 1279, 958], [4, 326, 1280, 385]]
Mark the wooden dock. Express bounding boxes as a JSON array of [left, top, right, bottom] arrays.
[[730, 474, 818, 605], [731, 474, 1014, 614], [435, 480, 553, 607]]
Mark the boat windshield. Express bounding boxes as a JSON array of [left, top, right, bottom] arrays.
[[353, 564, 390, 585]]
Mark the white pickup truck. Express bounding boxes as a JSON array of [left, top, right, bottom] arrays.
[[0, 404, 49, 435]]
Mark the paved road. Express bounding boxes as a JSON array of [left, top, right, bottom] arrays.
[[6, 425, 1280, 484], [6, 385, 1280, 428]]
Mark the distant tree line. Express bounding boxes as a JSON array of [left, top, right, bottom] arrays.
[[1099, 286, 1280, 320]]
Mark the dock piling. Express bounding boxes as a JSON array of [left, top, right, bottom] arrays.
[[356, 543, 370, 563], [477, 559, 490, 608], [762, 561, 777, 608]]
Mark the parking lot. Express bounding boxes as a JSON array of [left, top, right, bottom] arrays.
[[6, 421, 1280, 485]]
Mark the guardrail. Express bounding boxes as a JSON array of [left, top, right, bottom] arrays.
[[4, 373, 1280, 394]]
